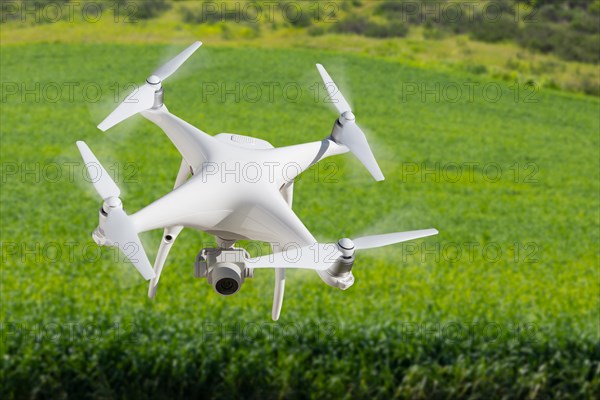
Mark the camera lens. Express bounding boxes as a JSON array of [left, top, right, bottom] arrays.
[[209, 262, 243, 296], [215, 277, 239, 295]]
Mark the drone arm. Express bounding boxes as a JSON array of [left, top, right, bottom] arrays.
[[174, 157, 192, 186], [141, 106, 220, 173], [269, 138, 348, 186], [280, 182, 294, 207]]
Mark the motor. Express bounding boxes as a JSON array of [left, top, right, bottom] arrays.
[[318, 238, 356, 290]]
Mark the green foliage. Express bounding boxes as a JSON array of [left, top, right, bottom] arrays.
[[307, 25, 326, 37], [108, 0, 171, 20], [518, 23, 600, 63], [464, 63, 488, 75], [333, 15, 408, 38], [469, 15, 518, 43], [374, 0, 405, 18], [374, 0, 600, 64], [365, 21, 409, 39], [180, 1, 240, 24], [286, 7, 313, 28], [423, 21, 447, 40], [128, 0, 170, 20], [0, 0, 171, 24], [340, 0, 352, 12], [575, 74, 600, 96], [332, 15, 370, 35], [2, 316, 599, 398], [1, 43, 599, 398]]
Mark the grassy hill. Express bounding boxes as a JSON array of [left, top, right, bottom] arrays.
[[1, 1, 599, 95]]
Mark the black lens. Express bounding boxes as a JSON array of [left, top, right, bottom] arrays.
[[215, 277, 239, 295]]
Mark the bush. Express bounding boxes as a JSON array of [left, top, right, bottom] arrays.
[[310, 3, 337, 22], [518, 23, 600, 63], [556, 32, 600, 63], [469, 15, 518, 43], [333, 15, 370, 35], [570, 9, 600, 34], [340, 0, 352, 12], [123, 0, 171, 20], [423, 20, 447, 40], [537, 4, 574, 23], [365, 21, 409, 38], [517, 24, 557, 53], [334, 16, 408, 38], [307, 25, 326, 37], [531, 60, 566, 74], [375, 0, 405, 18], [180, 6, 196, 23], [579, 76, 600, 96], [287, 8, 313, 28], [464, 63, 488, 75]]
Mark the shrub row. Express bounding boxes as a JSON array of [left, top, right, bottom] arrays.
[[374, 0, 600, 64], [2, 316, 599, 399], [331, 15, 409, 38]]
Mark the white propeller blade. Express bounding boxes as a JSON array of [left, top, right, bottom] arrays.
[[339, 122, 384, 181], [103, 208, 156, 280], [97, 41, 202, 132], [77, 141, 155, 280], [316, 63, 352, 114], [97, 83, 156, 131], [247, 229, 438, 270], [76, 141, 120, 199], [247, 244, 342, 271], [316, 63, 384, 181], [152, 41, 202, 80], [353, 229, 439, 250]]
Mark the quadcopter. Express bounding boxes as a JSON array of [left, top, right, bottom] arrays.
[[77, 41, 438, 320]]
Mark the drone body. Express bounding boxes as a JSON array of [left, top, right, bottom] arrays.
[[78, 41, 438, 320]]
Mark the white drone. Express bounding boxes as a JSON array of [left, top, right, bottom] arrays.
[[77, 41, 438, 320]]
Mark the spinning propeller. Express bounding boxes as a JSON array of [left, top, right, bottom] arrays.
[[248, 229, 438, 270], [98, 41, 202, 131], [316, 64, 384, 181], [76, 141, 155, 280]]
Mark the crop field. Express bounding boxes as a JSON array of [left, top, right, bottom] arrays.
[[1, 40, 599, 398]]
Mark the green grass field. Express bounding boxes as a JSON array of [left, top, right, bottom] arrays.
[[1, 41, 599, 398]]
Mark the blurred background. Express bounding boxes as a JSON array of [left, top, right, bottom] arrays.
[[1, 1, 599, 398]]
